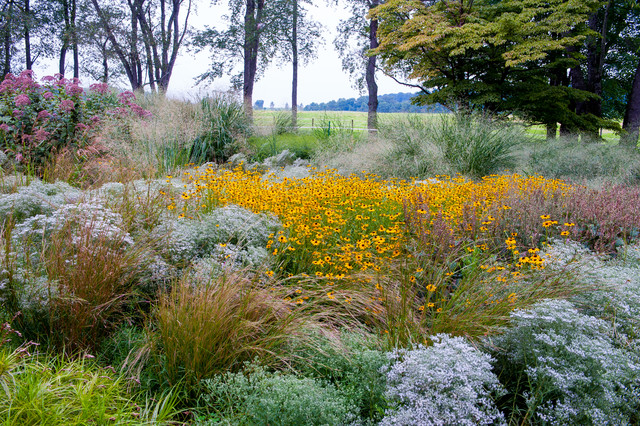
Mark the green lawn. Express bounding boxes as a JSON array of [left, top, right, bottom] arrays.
[[254, 110, 624, 144]]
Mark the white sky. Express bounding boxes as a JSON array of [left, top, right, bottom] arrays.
[[166, 1, 407, 106]]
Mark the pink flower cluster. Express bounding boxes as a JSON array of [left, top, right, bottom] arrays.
[[0, 70, 152, 169]]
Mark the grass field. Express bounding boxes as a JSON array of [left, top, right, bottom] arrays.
[[254, 110, 622, 143]]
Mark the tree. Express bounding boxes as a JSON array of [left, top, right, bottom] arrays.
[[193, 0, 275, 119], [89, 0, 191, 92], [270, 0, 321, 128], [133, 0, 191, 92], [335, 0, 382, 131], [371, 0, 617, 138]]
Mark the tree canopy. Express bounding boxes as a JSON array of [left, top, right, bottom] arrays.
[[370, 0, 621, 136]]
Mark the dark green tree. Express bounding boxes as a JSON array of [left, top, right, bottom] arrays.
[[371, 0, 619, 138]]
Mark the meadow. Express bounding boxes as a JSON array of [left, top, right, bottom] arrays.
[[1, 76, 640, 425]]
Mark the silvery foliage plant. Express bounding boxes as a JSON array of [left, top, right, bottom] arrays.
[[493, 299, 640, 425], [0, 179, 80, 223], [154, 205, 279, 270], [381, 334, 506, 426], [3, 202, 132, 311]]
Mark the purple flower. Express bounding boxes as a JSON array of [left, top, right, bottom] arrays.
[[59, 99, 75, 112], [15, 152, 23, 162], [42, 91, 54, 100], [14, 94, 31, 107], [89, 83, 110, 94], [36, 110, 51, 120], [118, 91, 136, 104], [33, 128, 50, 142], [12, 109, 23, 119], [41, 75, 57, 83], [0, 124, 9, 132], [66, 83, 83, 96]]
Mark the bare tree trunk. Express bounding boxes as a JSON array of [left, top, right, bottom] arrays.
[[90, 0, 143, 90], [2, 1, 11, 76], [71, 0, 78, 78], [23, 0, 32, 69], [366, 0, 379, 133], [59, 0, 69, 75], [243, 0, 264, 120], [291, 0, 297, 128], [622, 57, 640, 146]]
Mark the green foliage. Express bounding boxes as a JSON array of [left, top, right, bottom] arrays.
[[525, 138, 640, 184], [0, 350, 180, 425], [190, 96, 251, 164], [291, 332, 389, 423], [196, 363, 358, 425], [431, 112, 524, 178], [371, 0, 618, 133], [249, 133, 317, 161]]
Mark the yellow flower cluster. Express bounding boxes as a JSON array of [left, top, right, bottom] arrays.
[[168, 168, 570, 279]]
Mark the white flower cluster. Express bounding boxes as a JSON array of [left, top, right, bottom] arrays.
[[381, 334, 506, 426], [494, 299, 639, 424], [0, 179, 80, 222]]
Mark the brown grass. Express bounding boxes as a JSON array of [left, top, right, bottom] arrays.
[[153, 270, 329, 386], [45, 218, 146, 351]]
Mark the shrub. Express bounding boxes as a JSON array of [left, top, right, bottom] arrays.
[[0, 71, 149, 174], [190, 95, 251, 164], [197, 363, 358, 425], [0, 179, 80, 223], [381, 334, 506, 426], [291, 332, 389, 423], [492, 299, 640, 424], [154, 205, 280, 269]]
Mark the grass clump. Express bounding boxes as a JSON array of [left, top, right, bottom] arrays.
[[150, 270, 321, 388], [524, 138, 640, 185], [0, 348, 180, 425], [189, 95, 251, 164]]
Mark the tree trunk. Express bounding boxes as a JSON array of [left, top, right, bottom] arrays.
[[71, 0, 78, 78], [366, 0, 379, 133], [622, 57, 640, 146], [243, 0, 264, 120], [90, 0, 143, 90], [291, 0, 297, 129], [101, 40, 108, 82], [2, 1, 11, 75], [24, 0, 32, 69], [59, 0, 70, 75]]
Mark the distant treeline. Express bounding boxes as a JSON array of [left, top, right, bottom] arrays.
[[303, 92, 449, 113]]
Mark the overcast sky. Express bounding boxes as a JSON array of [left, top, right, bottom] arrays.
[[166, 1, 407, 106]]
